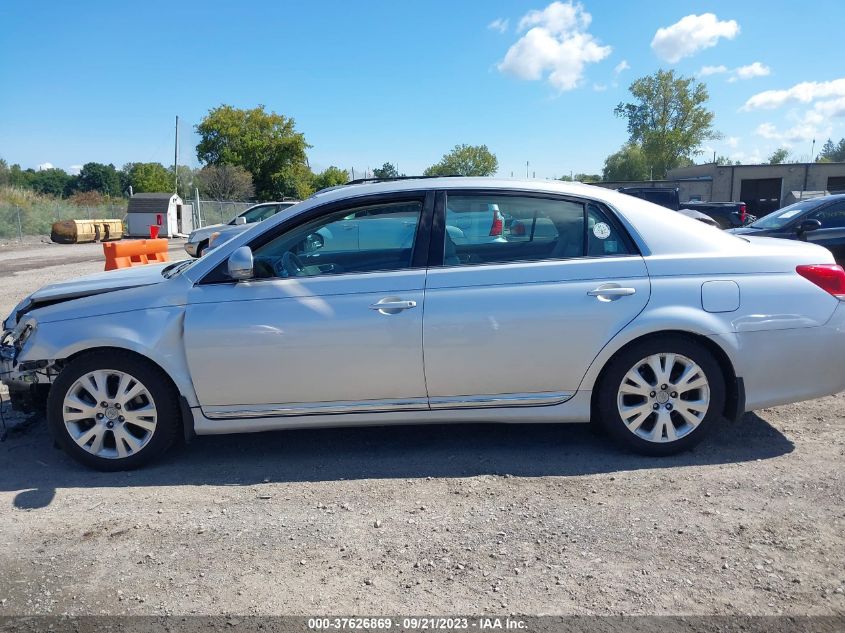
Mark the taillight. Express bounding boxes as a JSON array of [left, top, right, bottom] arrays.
[[489, 210, 503, 237], [796, 264, 845, 299], [739, 203, 747, 224]]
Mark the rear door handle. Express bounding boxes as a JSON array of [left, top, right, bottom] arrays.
[[588, 286, 636, 299], [369, 299, 418, 314]]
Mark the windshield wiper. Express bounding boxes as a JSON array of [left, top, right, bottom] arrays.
[[162, 260, 193, 279]]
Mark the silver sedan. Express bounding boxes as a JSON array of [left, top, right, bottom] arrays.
[[3, 178, 845, 470]]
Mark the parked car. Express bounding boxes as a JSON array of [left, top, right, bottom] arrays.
[[617, 186, 753, 228], [184, 201, 299, 257], [727, 194, 845, 265], [3, 178, 845, 470]]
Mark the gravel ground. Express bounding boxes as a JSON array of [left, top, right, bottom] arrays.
[[0, 239, 843, 617]]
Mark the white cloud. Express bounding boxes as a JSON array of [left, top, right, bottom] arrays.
[[651, 13, 739, 63], [592, 83, 608, 92], [498, 1, 611, 92], [734, 62, 770, 80], [725, 136, 740, 148], [755, 113, 831, 146], [613, 60, 630, 75], [68, 165, 83, 175], [699, 65, 728, 76], [488, 18, 509, 34], [37, 162, 54, 171], [742, 77, 845, 110], [814, 96, 845, 118], [700, 61, 770, 82]]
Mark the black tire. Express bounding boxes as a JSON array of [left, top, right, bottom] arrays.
[[595, 335, 726, 456], [47, 350, 181, 470]]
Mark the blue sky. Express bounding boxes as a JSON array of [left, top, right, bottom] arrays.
[[2, 0, 844, 179]]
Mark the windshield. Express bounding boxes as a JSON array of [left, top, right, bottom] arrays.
[[234, 204, 280, 224], [749, 199, 819, 230]]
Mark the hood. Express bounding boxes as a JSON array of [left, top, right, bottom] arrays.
[[190, 222, 228, 239], [5, 263, 171, 329]]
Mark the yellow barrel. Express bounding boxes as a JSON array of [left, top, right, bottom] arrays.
[[98, 219, 124, 241], [50, 219, 100, 244]]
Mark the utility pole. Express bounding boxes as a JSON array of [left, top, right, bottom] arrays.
[[811, 138, 816, 162], [174, 115, 179, 195], [526, 161, 529, 178]]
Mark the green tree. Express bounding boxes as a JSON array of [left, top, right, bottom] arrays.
[[423, 144, 498, 177], [29, 168, 72, 197], [614, 69, 718, 178], [715, 155, 740, 166], [312, 166, 349, 191], [195, 104, 310, 200], [8, 164, 33, 188], [559, 173, 601, 182], [816, 138, 845, 162], [76, 162, 122, 196], [372, 162, 402, 179], [126, 162, 172, 193], [767, 148, 790, 164], [195, 164, 255, 201], [272, 163, 315, 200], [602, 144, 650, 181], [0, 158, 9, 186], [172, 164, 195, 199]]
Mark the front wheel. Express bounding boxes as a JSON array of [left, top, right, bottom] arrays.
[[47, 351, 181, 470], [596, 336, 725, 456]]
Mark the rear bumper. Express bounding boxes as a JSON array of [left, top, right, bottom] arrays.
[[723, 301, 845, 411]]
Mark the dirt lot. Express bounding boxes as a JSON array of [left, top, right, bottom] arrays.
[[0, 239, 843, 617]]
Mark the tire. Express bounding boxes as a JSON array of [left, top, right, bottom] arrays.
[[595, 335, 726, 456], [47, 350, 181, 470]]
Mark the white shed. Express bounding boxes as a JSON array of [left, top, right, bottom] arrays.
[[125, 193, 193, 238]]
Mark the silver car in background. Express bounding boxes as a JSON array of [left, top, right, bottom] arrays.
[[184, 201, 299, 257], [3, 177, 845, 470]]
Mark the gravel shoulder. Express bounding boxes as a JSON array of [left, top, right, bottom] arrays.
[[0, 241, 843, 616]]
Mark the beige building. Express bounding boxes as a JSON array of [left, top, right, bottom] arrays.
[[594, 162, 845, 216]]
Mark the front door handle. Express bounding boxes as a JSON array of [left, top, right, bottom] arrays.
[[588, 285, 636, 300], [369, 298, 418, 314]]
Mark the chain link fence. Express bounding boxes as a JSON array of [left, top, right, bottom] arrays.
[[0, 201, 129, 240], [194, 200, 255, 228], [0, 198, 260, 239]]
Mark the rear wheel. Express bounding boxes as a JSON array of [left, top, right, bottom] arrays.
[[47, 351, 180, 470], [596, 336, 725, 456]]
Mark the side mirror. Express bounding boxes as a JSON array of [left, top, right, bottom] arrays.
[[227, 246, 254, 280], [797, 219, 822, 234], [235, 216, 247, 225]]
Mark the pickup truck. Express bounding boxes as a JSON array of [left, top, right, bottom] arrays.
[[616, 186, 753, 229]]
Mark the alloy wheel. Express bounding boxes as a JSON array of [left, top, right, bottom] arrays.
[[62, 369, 158, 459], [616, 353, 711, 443]]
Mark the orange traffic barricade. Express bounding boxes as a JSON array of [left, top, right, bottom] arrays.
[[103, 239, 169, 271]]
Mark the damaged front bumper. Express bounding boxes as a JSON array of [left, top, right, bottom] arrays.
[[1, 329, 51, 414]]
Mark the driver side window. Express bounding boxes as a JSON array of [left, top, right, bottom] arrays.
[[812, 203, 845, 229], [251, 201, 422, 279]]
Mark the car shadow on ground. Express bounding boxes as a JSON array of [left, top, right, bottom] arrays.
[[0, 408, 794, 510]]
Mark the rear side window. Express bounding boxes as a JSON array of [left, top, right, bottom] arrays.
[[442, 194, 633, 266]]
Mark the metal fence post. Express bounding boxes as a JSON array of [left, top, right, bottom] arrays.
[[17, 207, 23, 242]]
